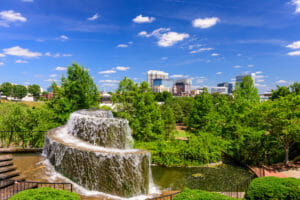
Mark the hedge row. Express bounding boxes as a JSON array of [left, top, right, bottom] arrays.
[[173, 188, 235, 200]]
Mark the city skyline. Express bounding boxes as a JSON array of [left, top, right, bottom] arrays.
[[0, 0, 300, 92]]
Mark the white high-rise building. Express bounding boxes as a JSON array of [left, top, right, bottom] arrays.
[[236, 73, 256, 85], [147, 70, 168, 89]]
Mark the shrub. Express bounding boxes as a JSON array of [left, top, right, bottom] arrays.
[[9, 187, 80, 200], [245, 176, 300, 200], [173, 188, 235, 200]]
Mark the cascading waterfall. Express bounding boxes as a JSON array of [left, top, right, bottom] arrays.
[[43, 109, 151, 198]]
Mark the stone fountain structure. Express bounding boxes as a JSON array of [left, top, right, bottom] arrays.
[[43, 109, 150, 198]]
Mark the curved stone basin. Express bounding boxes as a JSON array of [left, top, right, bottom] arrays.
[[43, 110, 150, 198]]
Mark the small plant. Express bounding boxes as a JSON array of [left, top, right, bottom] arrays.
[[9, 187, 80, 200], [173, 188, 235, 200]]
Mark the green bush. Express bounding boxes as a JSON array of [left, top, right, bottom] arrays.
[[173, 188, 235, 200], [9, 187, 80, 200], [245, 176, 300, 200]]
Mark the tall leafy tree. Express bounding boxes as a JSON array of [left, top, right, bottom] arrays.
[[28, 84, 41, 100], [161, 104, 176, 138], [271, 85, 290, 100], [12, 85, 27, 99], [0, 82, 13, 97], [234, 76, 259, 103]]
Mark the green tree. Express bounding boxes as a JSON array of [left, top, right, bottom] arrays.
[[12, 85, 27, 99], [47, 63, 100, 123], [234, 76, 259, 103], [271, 85, 290, 100], [112, 78, 164, 141], [161, 104, 176, 138], [28, 84, 41, 100], [0, 82, 13, 97]]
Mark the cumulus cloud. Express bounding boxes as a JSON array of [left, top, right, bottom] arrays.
[[98, 70, 116, 74], [211, 53, 219, 56], [15, 59, 28, 63], [291, 0, 300, 13], [234, 65, 242, 68], [190, 47, 213, 54], [3, 46, 42, 58], [49, 74, 57, 78], [257, 79, 264, 82], [133, 14, 155, 23], [45, 52, 72, 57], [87, 13, 99, 21], [287, 50, 300, 56], [99, 80, 119, 83], [21, 0, 34, 2], [0, 53, 5, 57], [276, 80, 287, 84], [45, 79, 58, 82], [62, 53, 72, 57], [192, 17, 220, 29], [60, 35, 69, 40], [0, 10, 27, 27], [286, 41, 300, 49], [161, 57, 168, 60], [0, 62, 4, 66], [56, 66, 67, 71], [116, 66, 130, 71], [138, 28, 189, 47], [117, 44, 128, 48], [170, 74, 187, 78], [255, 71, 263, 74], [216, 72, 222, 75]]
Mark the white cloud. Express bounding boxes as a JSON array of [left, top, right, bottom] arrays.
[[99, 80, 119, 83], [234, 65, 242, 68], [128, 41, 133, 44], [117, 44, 128, 48], [216, 72, 222, 75], [49, 74, 57, 78], [87, 13, 99, 21], [161, 57, 168, 60], [190, 48, 212, 54], [138, 28, 189, 47], [3, 46, 42, 58], [62, 53, 72, 57], [0, 62, 4, 66], [248, 64, 254, 67], [0, 10, 27, 26], [188, 44, 202, 50], [291, 0, 300, 13], [98, 70, 116, 74], [237, 53, 242, 56], [257, 79, 264, 82], [116, 66, 130, 71], [44, 79, 58, 82], [276, 80, 287, 84], [256, 75, 265, 79], [60, 35, 69, 40], [15, 59, 28, 63], [21, 0, 34, 2], [170, 74, 187, 78], [192, 17, 220, 29], [100, 83, 118, 87], [255, 71, 263, 74], [287, 50, 300, 56], [133, 14, 155, 23], [286, 41, 300, 49], [56, 66, 67, 71], [211, 53, 219, 56], [255, 83, 267, 87], [0, 53, 5, 57]]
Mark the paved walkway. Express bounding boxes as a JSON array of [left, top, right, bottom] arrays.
[[249, 166, 287, 178]]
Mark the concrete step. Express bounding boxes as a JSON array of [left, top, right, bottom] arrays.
[[0, 155, 12, 162], [0, 166, 17, 174], [0, 170, 20, 180], [0, 161, 13, 168]]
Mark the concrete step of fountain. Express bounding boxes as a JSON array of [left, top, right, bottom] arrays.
[[0, 155, 13, 162], [0, 161, 13, 168], [0, 166, 17, 174], [9, 175, 26, 182], [0, 170, 20, 180]]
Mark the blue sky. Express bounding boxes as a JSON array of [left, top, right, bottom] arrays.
[[0, 0, 299, 92]]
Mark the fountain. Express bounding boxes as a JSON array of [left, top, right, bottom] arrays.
[[43, 109, 150, 198]]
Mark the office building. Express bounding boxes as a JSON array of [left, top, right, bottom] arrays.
[[152, 79, 174, 93], [211, 87, 228, 94], [217, 82, 233, 94], [174, 79, 192, 96], [236, 73, 256, 85], [147, 70, 168, 89]]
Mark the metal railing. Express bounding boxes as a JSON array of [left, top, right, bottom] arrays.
[[220, 174, 256, 198], [0, 180, 72, 200], [0, 131, 46, 148]]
